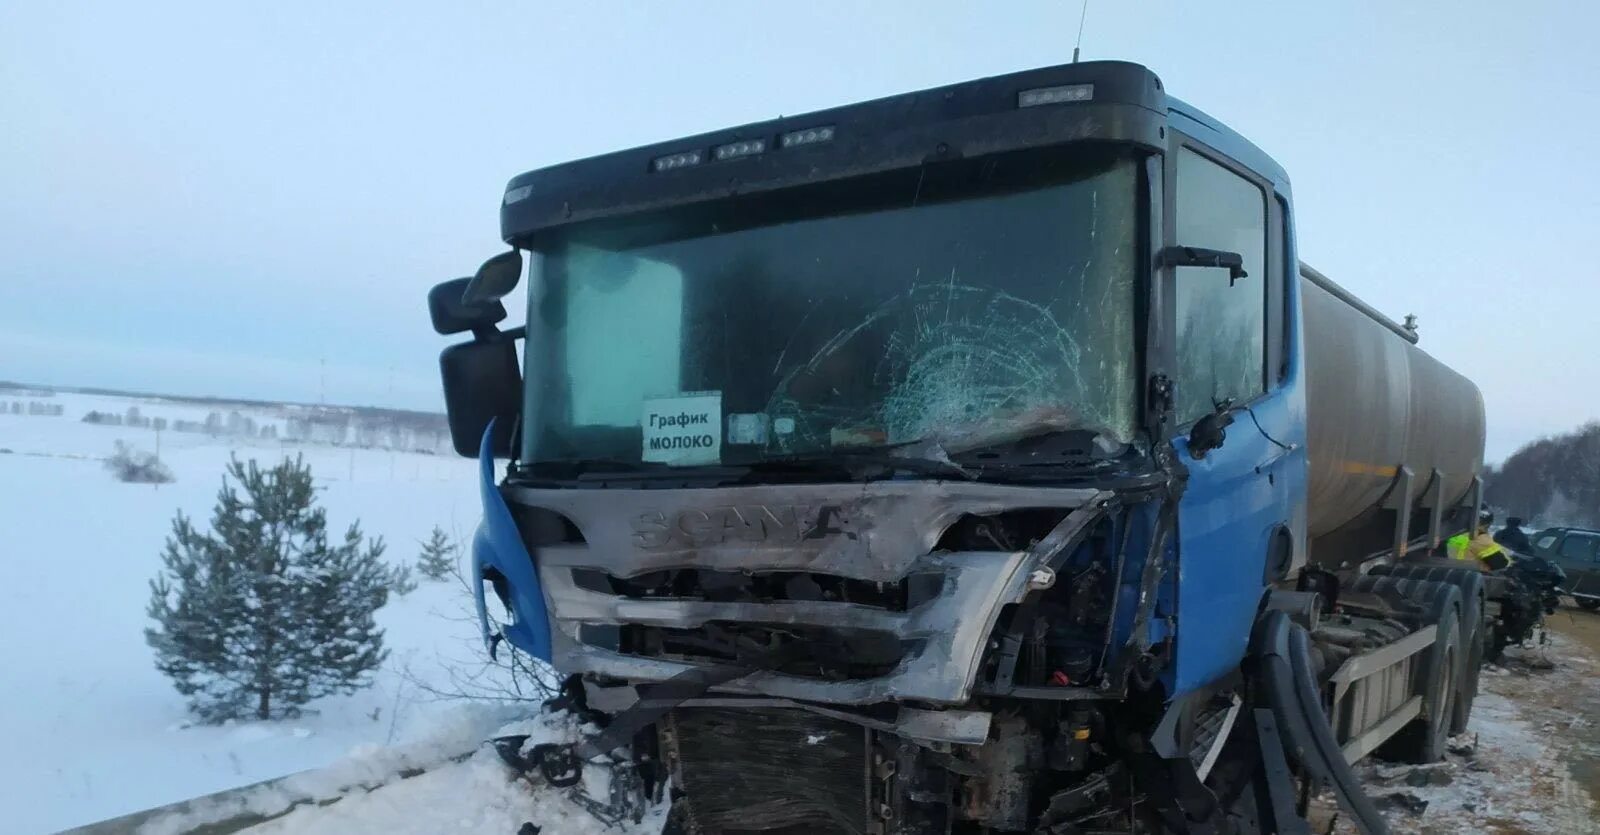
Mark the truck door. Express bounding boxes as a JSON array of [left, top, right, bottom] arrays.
[[1162, 133, 1300, 694]]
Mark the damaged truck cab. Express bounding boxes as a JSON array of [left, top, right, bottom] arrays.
[[430, 61, 1502, 834]]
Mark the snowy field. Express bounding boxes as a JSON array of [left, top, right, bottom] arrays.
[[0, 391, 501, 834]]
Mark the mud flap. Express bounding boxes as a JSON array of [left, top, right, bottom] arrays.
[[1128, 752, 1223, 834], [1253, 709, 1310, 835]]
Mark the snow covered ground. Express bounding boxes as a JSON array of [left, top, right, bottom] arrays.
[[1332, 630, 1600, 834], [0, 391, 504, 834]]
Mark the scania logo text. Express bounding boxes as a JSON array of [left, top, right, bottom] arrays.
[[629, 504, 855, 549]]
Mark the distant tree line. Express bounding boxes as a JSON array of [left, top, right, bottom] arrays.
[[283, 409, 448, 452], [79, 404, 447, 453], [8, 400, 65, 416], [1484, 421, 1600, 529]]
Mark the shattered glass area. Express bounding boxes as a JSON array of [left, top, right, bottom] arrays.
[[766, 280, 1134, 451]]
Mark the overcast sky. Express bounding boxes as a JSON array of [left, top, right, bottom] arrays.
[[2, 1, 1595, 461]]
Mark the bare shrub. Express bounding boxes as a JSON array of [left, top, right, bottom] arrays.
[[106, 440, 175, 484]]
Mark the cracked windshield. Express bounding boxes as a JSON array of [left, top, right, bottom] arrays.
[[521, 149, 1138, 468]]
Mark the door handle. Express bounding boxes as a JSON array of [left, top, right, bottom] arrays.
[[1254, 442, 1300, 475]]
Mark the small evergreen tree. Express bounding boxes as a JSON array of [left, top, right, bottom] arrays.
[[146, 455, 391, 722], [415, 526, 457, 581], [386, 562, 418, 597]]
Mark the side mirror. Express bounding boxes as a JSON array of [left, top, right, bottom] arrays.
[[1159, 246, 1248, 284], [464, 250, 523, 304], [440, 338, 521, 457], [429, 277, 507, 336], [1187, 401, 1235, 460]]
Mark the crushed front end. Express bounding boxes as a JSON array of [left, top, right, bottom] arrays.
[[472, 451, 1208, 833]]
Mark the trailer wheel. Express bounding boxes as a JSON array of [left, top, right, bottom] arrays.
[[1447, 575, 1486, 736], [1363, 563, 1484, 732], [1381, 598, 1461, 764], [1484, 621, 1509, 664], [1368, 565, 1485, 735], [1577, 597, 1600, 612]]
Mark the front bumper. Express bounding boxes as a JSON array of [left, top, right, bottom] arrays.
[[472, 451, 1110, 705]]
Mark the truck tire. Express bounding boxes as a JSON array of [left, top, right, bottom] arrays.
[[1369, 564, 1485, 734], [1379, 585, 1462, 764]]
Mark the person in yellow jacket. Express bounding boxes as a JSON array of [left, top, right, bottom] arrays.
[[1447, 511, 1513, 571]]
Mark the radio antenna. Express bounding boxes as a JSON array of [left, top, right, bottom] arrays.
[[1072, 0, 1090, 63]]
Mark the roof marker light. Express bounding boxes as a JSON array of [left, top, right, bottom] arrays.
[[780, 125, 835, 148], [1017, 83, 1094, 108], [652, 150, 704, 172], [503, 184, 533, 205], [712, 138, 766, 161]]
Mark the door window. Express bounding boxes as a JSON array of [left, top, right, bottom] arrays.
[[1174, 148, 1268, 424], [1559, 533, 1600, 561]]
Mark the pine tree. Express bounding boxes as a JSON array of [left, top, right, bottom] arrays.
[[145, 455, 391, 722], [386, 561, 418, 597], [415, 526, 457, 581]]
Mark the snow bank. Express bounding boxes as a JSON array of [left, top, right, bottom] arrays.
[[133, 703, 525, 835], [229, 712, 666, 835]]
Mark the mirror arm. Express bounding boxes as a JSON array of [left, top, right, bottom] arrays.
[[1158, 245, 1249, 284], [469, 324, 525, 343]]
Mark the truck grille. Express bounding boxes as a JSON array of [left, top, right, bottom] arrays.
[[612, 622, 911, 680], [665, 708, 868, 835]]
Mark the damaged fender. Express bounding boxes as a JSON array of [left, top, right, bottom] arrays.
[[473, 420, 553, 662]]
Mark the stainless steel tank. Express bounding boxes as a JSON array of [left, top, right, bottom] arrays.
[[1301, 264, 1485, 558]]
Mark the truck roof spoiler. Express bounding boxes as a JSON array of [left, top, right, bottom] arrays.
[[1299, 262, 1419, 345]]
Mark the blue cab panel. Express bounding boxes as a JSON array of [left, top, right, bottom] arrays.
[[472, 421, 553, 662]]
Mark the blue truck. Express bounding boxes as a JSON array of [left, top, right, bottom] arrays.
[[427, 61, 1540, 834]]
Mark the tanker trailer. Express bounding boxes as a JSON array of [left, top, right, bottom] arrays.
[[426, 61, 1503, 833], [1295, 263, 1500, 764], [1302, 262, 1485, 568]]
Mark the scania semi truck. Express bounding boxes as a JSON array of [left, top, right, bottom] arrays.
[[426, 61, 1534, 834]]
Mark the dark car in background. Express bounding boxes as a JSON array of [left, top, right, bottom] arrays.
[[1530, 527, 1600, 610]]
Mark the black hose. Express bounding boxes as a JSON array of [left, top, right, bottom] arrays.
[[1255, 618, 1328, 807], [1253, 611, 1390, 835], [1287, 624, 1390, 834]]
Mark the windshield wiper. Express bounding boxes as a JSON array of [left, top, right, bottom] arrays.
[[753, 446, 979, 481], [524, 458, 674, 474], [519, 458, 751, 484], [947, 428, 1122, 471]]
